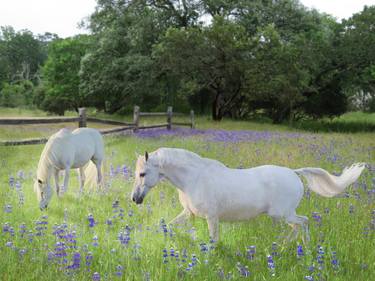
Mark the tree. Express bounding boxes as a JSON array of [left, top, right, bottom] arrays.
[[40, 35, 90, 114], [154, 17, 250, 120]]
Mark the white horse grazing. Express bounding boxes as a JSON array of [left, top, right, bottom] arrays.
[[34, 128, 104, 210], [131, 148, 366, 242]]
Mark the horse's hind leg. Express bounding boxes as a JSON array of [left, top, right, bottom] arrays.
[[63, 168, 70, 194], [207, 216, 219, 242], [286, 214, 310, 244], [79, 167, 86, 194], [92, 159, 103, 186]]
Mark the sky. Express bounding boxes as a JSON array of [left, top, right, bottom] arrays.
[[0, 0, 375, 38]]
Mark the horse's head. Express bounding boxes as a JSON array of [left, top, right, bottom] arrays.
[[131, 151, 161, 204], [34, 178, 52, 210]]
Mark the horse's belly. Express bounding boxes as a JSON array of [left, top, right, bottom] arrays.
[[218, 206, 266, 221]]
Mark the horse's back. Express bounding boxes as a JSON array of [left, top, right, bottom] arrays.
[[71, 128, 104, 159]]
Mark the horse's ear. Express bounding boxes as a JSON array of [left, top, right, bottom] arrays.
[[145, 151, 149, 161]]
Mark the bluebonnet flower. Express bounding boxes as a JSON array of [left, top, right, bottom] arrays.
[[181, 249, 188, 263], [297, 245, 304, 258], [236, 262, 250, 277], [6, 241, 13, 247], [9, 175, 14, 188], [128, 209, 134, 217], [267, 255, 275, 276], [312, 212, 322, 227], [92, 235, 99, 247], [86, 252, 93, 270], [92, 272, 100, 281], [115, 265, 124, 277], [162, 248, 168, 264], [170, 248, 175, 257], [304, 276, 314, 281], [331, 251, 339, 270], [4, 204, 12, 213], [200, 243, 208, 253], [246, 245, 256, 260], [3, 222, 10, 233], [160, 218, 168, 235], [66, 252, 81, 270], [118, 229, 130, 245], [87, 214, 96, 228], [19, 248, 27, 259], [317, 245, 325, 270], [188, 227, 197, 240]]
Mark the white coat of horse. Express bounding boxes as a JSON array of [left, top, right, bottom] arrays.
[[34, 128, 104, 210], [131, 148, 366, 242]]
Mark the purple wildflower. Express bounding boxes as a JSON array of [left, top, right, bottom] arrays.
[[115, 265, 124, 277], [87, 213, 96, 228], [86, 252, 93, 270], [297, 245, 304, 258], [246, 245, 256, 260], [92, 272, 100, 281], [267, 255, 275, 276], [4, 204, 12, 213], [236, 262, 250, 277]]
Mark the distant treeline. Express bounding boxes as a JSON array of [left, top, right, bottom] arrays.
[[0, 0, 374, 122]]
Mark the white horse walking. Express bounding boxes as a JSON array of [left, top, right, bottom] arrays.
[[131, 148, 366, 242], [34, 128, 104, 210]]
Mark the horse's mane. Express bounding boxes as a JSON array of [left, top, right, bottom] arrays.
[[154, 147, 226, 169], [37, 129, 72, 181]]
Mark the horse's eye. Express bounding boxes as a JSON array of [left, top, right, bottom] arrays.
[[140, 172, 146, 178], [38, 179, 43, 184]]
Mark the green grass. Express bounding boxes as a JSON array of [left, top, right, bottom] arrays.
[[0, 108, 374, 280]]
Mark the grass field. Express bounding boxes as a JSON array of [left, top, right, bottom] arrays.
[[0, 108, 374, 281]]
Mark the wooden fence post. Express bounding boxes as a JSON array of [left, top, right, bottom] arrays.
[[133, 105, 140, 132], [190, 110, 195, 129], [167, 106, 173, 130], [78, 108, 87, 128]]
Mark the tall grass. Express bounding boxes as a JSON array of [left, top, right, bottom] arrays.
[[0, 113, 374, 280]]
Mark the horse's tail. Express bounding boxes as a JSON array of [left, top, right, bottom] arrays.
[[294, 163, 366, 198], [84, 160, 105, 190]]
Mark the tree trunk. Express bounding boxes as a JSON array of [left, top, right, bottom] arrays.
[[212, 92, 223, 121]]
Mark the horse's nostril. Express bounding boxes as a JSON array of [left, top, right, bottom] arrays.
[[132, 196, 136, 202]]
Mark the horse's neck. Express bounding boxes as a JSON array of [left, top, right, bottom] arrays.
[[157, 150, 203, 193]]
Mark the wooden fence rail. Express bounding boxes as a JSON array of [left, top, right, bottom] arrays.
[[0, 106, 194, 146]]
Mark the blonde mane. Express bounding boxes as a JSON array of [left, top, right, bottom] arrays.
[[36, 129, 71, 183]]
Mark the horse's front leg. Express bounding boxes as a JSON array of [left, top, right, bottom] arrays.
[[169, 209, 192, 225], [79, 167, 86, 194], [207, 216, 219, 242], [54, 169, 60, 197], [63, 168, 70, 194]]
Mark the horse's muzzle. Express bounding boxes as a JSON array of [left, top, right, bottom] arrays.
[[132, 195, 144, 204]]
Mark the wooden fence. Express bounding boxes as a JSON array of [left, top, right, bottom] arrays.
[[0, 106, 195, 146]]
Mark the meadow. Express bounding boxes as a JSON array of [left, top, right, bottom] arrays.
[[0, 109, 374, 281]]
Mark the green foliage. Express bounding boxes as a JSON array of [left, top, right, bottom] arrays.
[[0, 80, 34, 107], [40, 35, 90, 114], [2, 2, 375, 120]]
